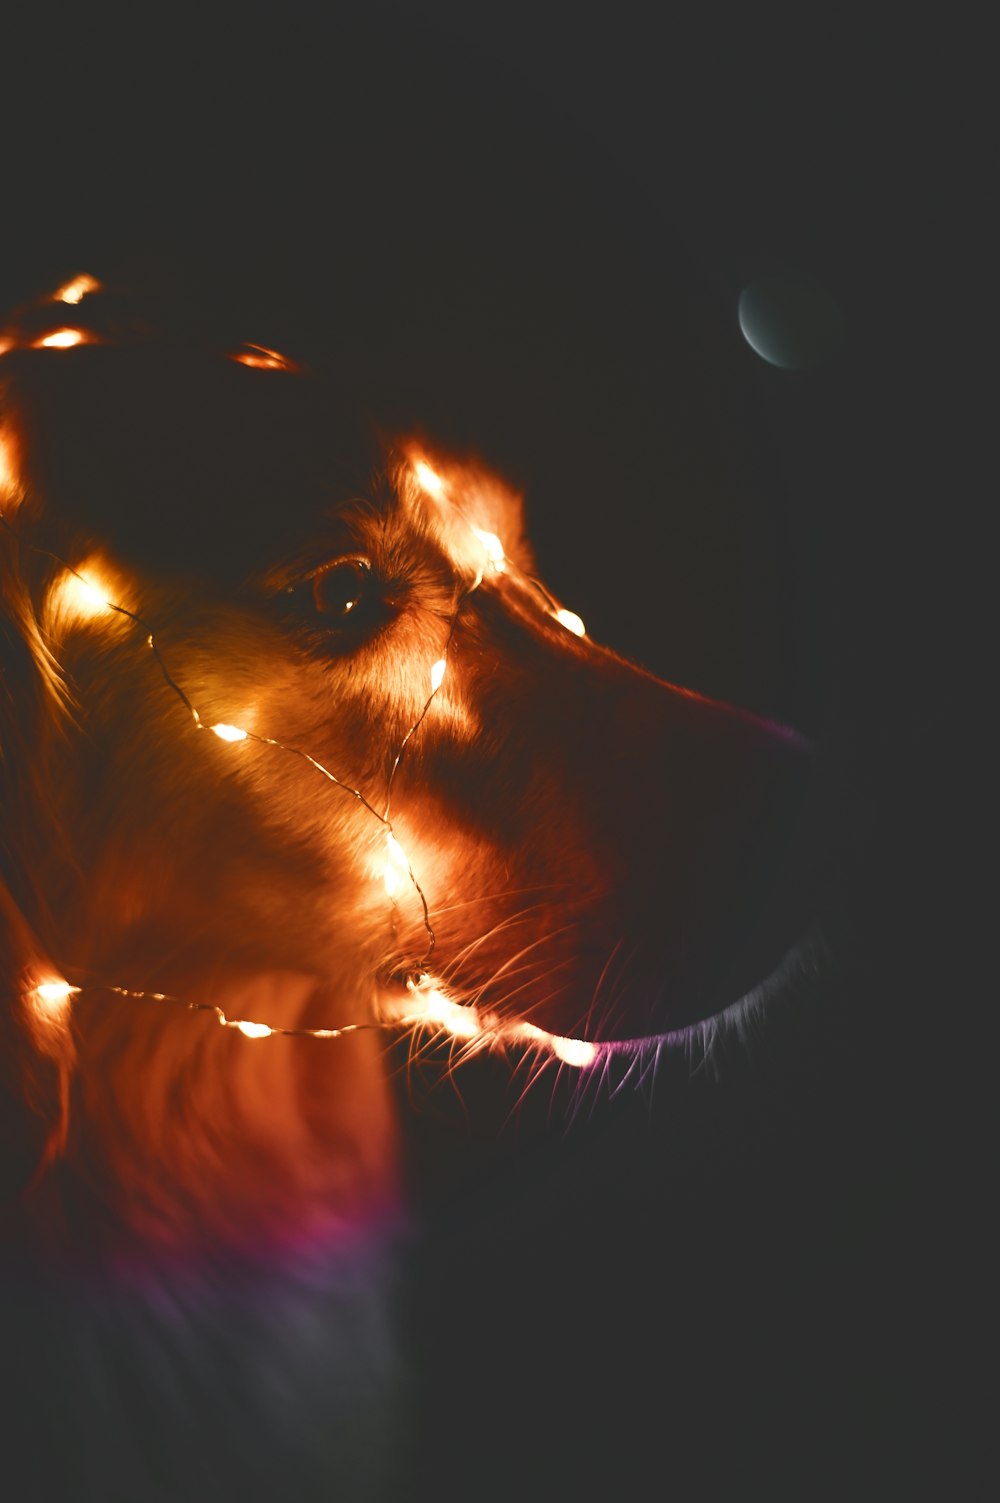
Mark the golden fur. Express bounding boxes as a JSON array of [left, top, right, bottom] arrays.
[[1, 280, 815, 1496]]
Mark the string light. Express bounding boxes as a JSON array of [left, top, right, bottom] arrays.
[[411, 460, 446, 501], [22, 971, 601, 1068], [47, 564, 118, 621], [409, 453, 586, 635], [387, 974, 599, 1065], [0, 291, 604, 1076], [554, 607, 586, 638], [31, 980, 80, 1020], [34, 329, 88, 350], [232, 1018, 273, 1038], [231, 343, 297, 372], [34, 981, 78, 1003], [0, 507, 440, 960], [382, 833, 411, 898], [549, 1034, 597, 1067], [5, 521, 606, 1068], [470, 525, 506, 574], [53, 275, 101, 305], [2, 505, 603, 1068]]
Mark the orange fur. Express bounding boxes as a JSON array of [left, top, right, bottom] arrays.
[[1, 278, 816, 1495]]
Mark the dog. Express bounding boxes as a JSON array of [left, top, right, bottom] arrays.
[[1, 275, 835, 1499]]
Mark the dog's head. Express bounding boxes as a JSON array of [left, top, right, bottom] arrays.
[[1, 276, 820, 1257]]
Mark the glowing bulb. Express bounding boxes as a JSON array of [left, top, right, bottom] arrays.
[[384, 832, 410, 896], [234, 1019, 272, 1038], [54, 274, 100, 305], [209, 722, 249, 742], [75, 576, 109, 610], [0, 337, 13, 358], [34, 980, 78, 1008], [517, 1021, 546, 1042], [422, 988, 481, 1039], [31, 979, 79, 1023], [36, 328, 86, 349], [471, 526, 506, 573], [231, 344, 293, 371], [412, 461, 445, 500], [430, 657, 447, 692], [49, 567, 114, 621], [551, 1035, 597, 1068], [554, 608, 586, 637]]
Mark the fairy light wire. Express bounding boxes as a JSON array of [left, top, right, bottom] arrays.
[[0, 514, 445, 963], [2, 295, 823, 1095], [382, 625, 458, 824], [2, 400, 595, 1065], [104, 982, 391, 1041], [3, 486, 589, 1052], [4, 463, 552, 970], [29, 974, 601, 1073], [34, 972, 594, 1067]]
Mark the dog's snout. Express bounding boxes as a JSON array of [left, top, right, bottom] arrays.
[[401, 579, 817, 1037]]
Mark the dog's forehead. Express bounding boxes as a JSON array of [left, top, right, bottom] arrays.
[[2, 278, 527, 589], [2, 343, 401, 579]]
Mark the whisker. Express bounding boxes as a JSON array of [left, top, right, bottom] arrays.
[[423, 882, 569, 918], [432, 903, 561, 977], [483, 955, 578, 1017], [464, 919, 583, 992]]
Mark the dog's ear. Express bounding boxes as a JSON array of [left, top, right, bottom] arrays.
[[1, 508, 76, 1200]]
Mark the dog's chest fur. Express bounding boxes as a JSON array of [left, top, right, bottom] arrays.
[[5, 1221, 407, 1502]]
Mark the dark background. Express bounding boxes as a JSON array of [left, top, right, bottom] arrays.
[[3, 3, 959, 1497], [4, 1, 898, 738]]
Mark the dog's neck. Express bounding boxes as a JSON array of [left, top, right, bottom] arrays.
[[30, 968, 402, 1278]]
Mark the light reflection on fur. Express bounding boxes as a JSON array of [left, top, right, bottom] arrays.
[[1, 275, 823, 1500]]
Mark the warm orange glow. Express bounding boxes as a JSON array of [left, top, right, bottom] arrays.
[[231, 344, 295, 372], [383, 832, 410, 896], [234, 1019, 272, 1038], [412, 460, 446, 500], [554, 607, 586, 638], [32, 979, 78, 1020], [35, 980, 77, 1005], [551, 1035, 598, 1068], [516, 1021, 546, 1042], [35, 328, 87, 349], [404, 449, 520, 591], [0, 432, 17, 496], [471, 525, 506, 573], [54, 274, 100, 305], [430, 657, 447, 692], [421, 988, 481, 1039], [0, 336, 13, 358], [209, 722, 249, 743], [47, 565, 115, 622], [388, 976, 599, 1065]]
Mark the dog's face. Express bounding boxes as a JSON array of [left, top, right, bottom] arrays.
[[1, 279, 817, 1257]]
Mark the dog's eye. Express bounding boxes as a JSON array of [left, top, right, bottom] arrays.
[[309, 558, 372, 620], [283, 553, 393, 641]]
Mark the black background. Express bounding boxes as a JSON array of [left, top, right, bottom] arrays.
[[3, 3, 961, 1498], [4, 1, 893, 736]]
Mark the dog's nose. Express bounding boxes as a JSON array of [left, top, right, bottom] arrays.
[[460, 583, 824, 1032], [591, 658, 820, 1027]]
